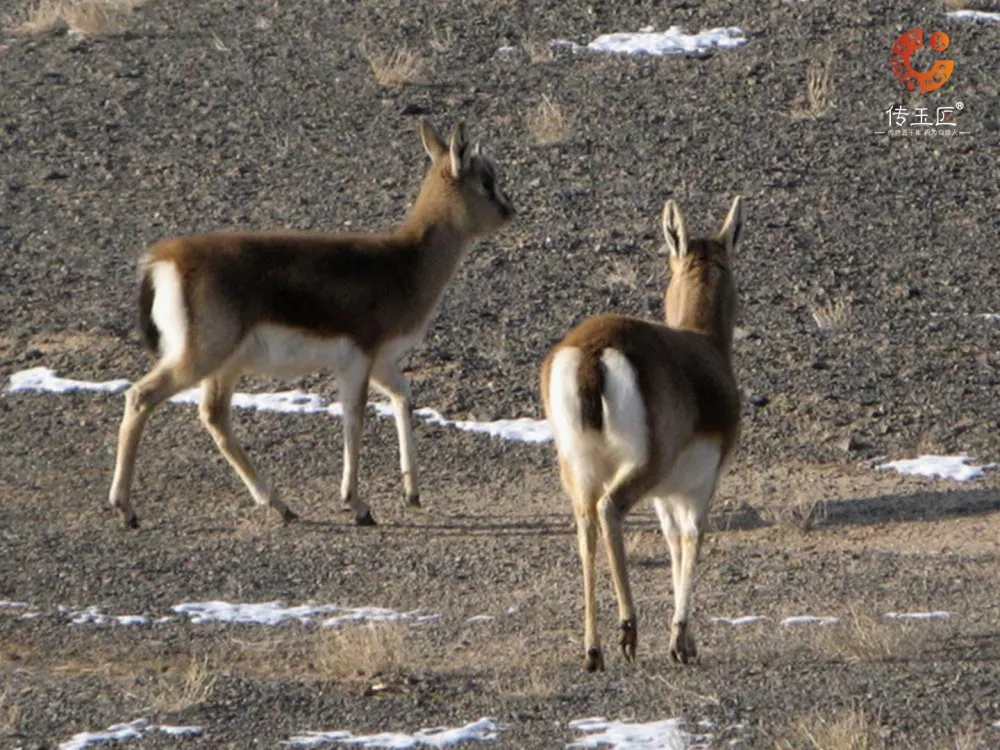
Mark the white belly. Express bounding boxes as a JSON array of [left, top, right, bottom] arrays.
[[234, 325, 366, 378]]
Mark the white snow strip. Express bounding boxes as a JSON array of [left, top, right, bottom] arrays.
[[59, 719, 203, 749], [946, 10, 1000, 22], [0, 600, 28, 609], [59, 719, 148, 750], [8, 367, 129, 394], [979, 313, 1000, 321], [781, 616, 840, 627], [709, 616, 767, 626], [878, 454, 995, 482], [568, 717, 708, 749], [465, 615, 494, 624], [7, 367, 552, 444], [64, 606, 149, 627], [554, 26, 747, 57], [884, 611, 953, 621], [284, 717, 504, 747], [156, 725, 204, 737], [172, 600, 434, 628]]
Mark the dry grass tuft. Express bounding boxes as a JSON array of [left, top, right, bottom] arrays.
[[359, 39, 425, 87], [525, 95, 573, 145], [523, 38, 554, 63], [777, 496, 826, 533], [604, 256, 642, 291], [778, 706, 886, 750], [808, 610, 937, 664], [811, 298, 850, 332], [142, 655, 218, 713], [941, 0, 967, 9], [18, 0, 143, 37], [0, 688, 21, 734], [315, 623, 407, 680], [793, 53, 835, 119]]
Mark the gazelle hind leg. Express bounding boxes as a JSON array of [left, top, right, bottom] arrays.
[[660, 491, 712, 664], [598, 486, 640, 665], [108, 364, 194, 529], [370, 359, 420, 508], [199, 375, 297, 522]]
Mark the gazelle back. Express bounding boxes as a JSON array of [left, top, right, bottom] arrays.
[[109, 120, 514, 529], [541, 197, 743, 670]]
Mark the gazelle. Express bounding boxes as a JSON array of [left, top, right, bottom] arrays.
[[109, 120, 514, 529], [540, 197, 743, 670]]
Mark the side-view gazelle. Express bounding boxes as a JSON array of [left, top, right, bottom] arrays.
[[109, 119, 514, 529], [540, 196, 743, 670]]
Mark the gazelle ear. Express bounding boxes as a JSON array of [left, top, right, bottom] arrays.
[[661, 199, 688, 258], [420, 119, 448, 162], [719, 196, 744, 253], [448, 121, 468, 178]]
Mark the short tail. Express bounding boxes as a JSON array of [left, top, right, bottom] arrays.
[[547, 347, 605, 456], [137, 264, 160, 354]]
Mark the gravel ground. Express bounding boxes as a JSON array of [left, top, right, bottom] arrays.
[[2, 0, 999, 747]]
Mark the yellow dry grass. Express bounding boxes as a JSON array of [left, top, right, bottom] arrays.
[[18, 0, 143, 37]]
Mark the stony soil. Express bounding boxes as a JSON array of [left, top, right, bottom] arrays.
[[1, 0, 999, 747]]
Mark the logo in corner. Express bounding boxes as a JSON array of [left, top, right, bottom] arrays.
[[889, 28, 954, 93]]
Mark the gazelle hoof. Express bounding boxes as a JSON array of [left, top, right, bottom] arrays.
[[123, 513, 140, 530], [619, 618, 637, 664], [280, 507, 299, 523], [406, 491, 421, 508], [356, 510, 377, 527], [584, 647, 605, 672], [669, 623, 697, 665]]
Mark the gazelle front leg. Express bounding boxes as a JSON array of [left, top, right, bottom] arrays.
[[370, 358, 421, 508], [338, 357, 375, 526], [199, 375, 297, 523]]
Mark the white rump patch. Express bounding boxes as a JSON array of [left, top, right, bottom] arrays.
[[600, 348, 649, 470], [149, 261, 188, 363], [546, 347, 586, 456]]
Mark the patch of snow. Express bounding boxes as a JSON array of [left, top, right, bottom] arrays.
[[58, 719, 201, 750], [946, 10, 1000, 22], [59, 719, 148, 750], [171, 600, 434, 628], [884, 611, 953, 621], [64, 606, 148, 627], [709, 616, 767, 626], [8, 367, 129, 395], [0, 601, 28, 609], [7, 368, 553, 444], [781, 616, 840, 626], [556, 26, 747, 57], [284, 717, 504, 747], [979, 313, 1000, 321], [155, 725, 204, 737], [465, 615, 494, 624], [878, 454, 995, 482], [568, 717, 708, 749]]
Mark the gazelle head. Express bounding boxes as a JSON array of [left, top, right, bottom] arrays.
[[662, 196, 743, 353], [413, 119, 515, 238]]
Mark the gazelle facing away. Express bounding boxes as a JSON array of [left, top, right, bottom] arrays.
[[109, 120, 514, 529], [540, 197, 743, 670]]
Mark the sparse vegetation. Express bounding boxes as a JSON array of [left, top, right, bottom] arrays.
[[811, 610, 919, 663], [17, 0, 142, 37], [359, 40, 425, 87], [779, 707, 886, 750], [315, 623, 407, 680], [778, 496, 827, 532], [793, 52, 835, 119], [525, 95, 573, 145], [523, 38, 554, 63], [0, 688, 21, 735], [605, 255, 641, 291], [142, 655, 217, 713], [811, 298, 850, 332]]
